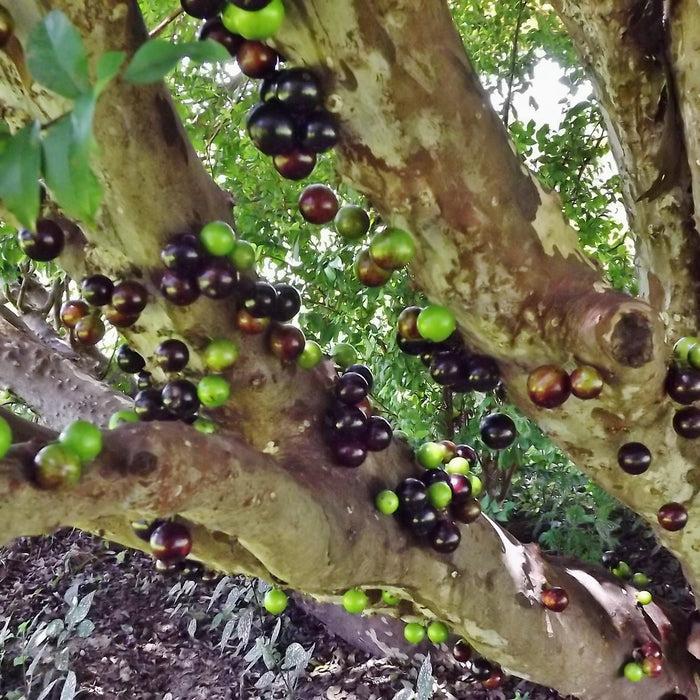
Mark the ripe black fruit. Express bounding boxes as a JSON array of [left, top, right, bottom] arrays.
[[154, 339, 189, 373], [159, 270, 200, 306], [407, 505, 439, 537], [673, 406, 700, 439], [161, 379, 200, 418], [117, 345, 146, 373], [199, 17, 243, 55], [365, 415, 392, 451], [297, 111, 339, 153], [247, 101, 295, 156], [160, 233, 206, 274], [180, 0, 225, 19], [236, 40, 277, 78], [274, 68, 323, 113], [112, 280, 148, 315], [431, 519, 461, 553], [335, 371, 369, 405], [330, 440, 367, 468], [134, 388, 164, 421], [617, 442, 652, 475], [480, 413, 516, 450], [243, 281, 277, 317], [18, 219, 65, 261], [323, 402, 367, 441], [150, 521, 192, 562], [81, 274, 114, 306], [665, 365, 700, 405], [344, 364, 373, 390], [396, 477, 428, 515], [230, 0, 273, 8], [271, 283, 301, 321], [198, 258, 237, 299]]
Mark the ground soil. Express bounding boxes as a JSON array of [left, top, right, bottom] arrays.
[[0, 525, 691, 700]]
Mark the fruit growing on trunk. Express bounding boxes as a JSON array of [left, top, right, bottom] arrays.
[[18, 219, 65, 261], [617, 442, 652, 475], [541, 586, 569, 612], [298, 184, 339, 224], [149, 521, 193, 562], [527, 365, 571, 408], [657, 502, 688, 531], [368, 227, 415, 270], [33, 443, 82, 489]]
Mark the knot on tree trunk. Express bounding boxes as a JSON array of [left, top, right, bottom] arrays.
[[610, 310, 654, 367]]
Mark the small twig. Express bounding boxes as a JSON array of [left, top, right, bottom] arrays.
[[150, 8, 184, 39], [39, 276, 64, 315], [502, 0, 527, 130]]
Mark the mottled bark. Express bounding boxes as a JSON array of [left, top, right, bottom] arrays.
[[0, 0, 697, 698]]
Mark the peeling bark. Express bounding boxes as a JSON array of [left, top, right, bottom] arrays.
[[0, 0, 697, 697]]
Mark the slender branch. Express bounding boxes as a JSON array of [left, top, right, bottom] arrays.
[[502, 0, 527, 129], [148, 7, 183, 39]]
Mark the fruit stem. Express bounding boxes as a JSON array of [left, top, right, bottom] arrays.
[[149, 8, 184, 39]]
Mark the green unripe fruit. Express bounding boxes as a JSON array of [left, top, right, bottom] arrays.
[[635, 590, 652, 606], [204, 338, 239, 372], [612, 561, 631, 579], [331, 343, 357, 369], [403, 622, 426, 644], [221, 0, 285, 40], [108, 410, 139, 429], [632, 572, 650, 587], [688, 344, 700, 370], [467, 474, 483, 497], [33, 443, 82, 489], [193, 417, 216, 434], [427, 481, 453, 509], [230, 240, 256, 270], [0, 415, 12, 459], [197, 375, 230, 407], [199, 221, 236, 257], [446, 456, 470, 474], [368, 227, 415, 270], [381, 590, 400, 606], [297, 340, 323, 369], [417, 441, 446, 469], [623, 661, 644, 682], [343, 588, 368, 614], [375, 489, 399, 515], [263, 588, 288, 615], [673, 336, 700, 364], [416, 305, 456, 343], [334, 204, 370, 240], [58, 420, 102, 462], [426, 621, 449, 645]]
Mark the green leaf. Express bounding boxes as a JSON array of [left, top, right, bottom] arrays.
[[123, 39, 230, 84], [0, 122, 41, 229], [26, 10, 89, 98], [42, 94, 102, 224], [94, 50, 127, 95]]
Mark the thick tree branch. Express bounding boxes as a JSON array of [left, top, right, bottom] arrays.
[[0, 421, 697, 699]]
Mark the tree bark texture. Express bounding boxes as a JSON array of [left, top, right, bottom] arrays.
[[0, 1, 698, 698]]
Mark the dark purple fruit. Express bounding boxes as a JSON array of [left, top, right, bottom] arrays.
[[274, 68, 322, 113], [430, 353, 462, 386], [75, 316, 106, 345], [273, 149, 317, 180], [431, 519, 461, 553], [81, 274, 114, 306], [160, 233, 206, 275], [455, 443, 479, 465], [448, 473, 472, 502], [343, 365, 372, 391], [480, 413, 516, 450], [243, 281, 277, 318], [236, 40, 277, 78], [665, 365, 700, 405], [60, 300, 90, 328], [455, 354, 500, 393], [601, 550, 620, 569], [365, 415, 392, 451], [469, 658, 494, 682], [527, 365, 571, 408], [298, 184, 339, 224], [116, 344, 146, 373], [408, 505, 439, 537], [134, 388, 165, 421], [396, 333, 433, 356], [335, 371, 369, 405], [137, 371, 153, 390], [161, 379, 200, 417], [180, 0, 225, 19], [330, 440, 367, 468], [421, 468, 450, 486], [297, 111, 338, 153], [453, 639, 472, 663], [247, 101, 295, 156], [271, 283, 301, 321], [198, 258, 237, 299], [617, 442, 652, 475], [657, 502, 688, 531], [154, 339, 189, 372], [159, 270, 200, 306], [396, 477, 428, 515], [18, 219, 64, 261], [104, 305, 139, 328], [199, 17, 243, 55], [268, 323, 305, 361], [451, 497, 482, 524], [150, 521, 192, 562], [112, 280, 148, 315], [673, 406, 700, 439], [323, 402, 367, 440]]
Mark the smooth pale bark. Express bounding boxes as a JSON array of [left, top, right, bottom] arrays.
[[0, 1, 697, 698]]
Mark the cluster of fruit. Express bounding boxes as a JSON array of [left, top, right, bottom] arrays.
[[321, 363, 393, 467], [451, 639, 505, 689], [668, 336, 700, 439], [32, 420, 102, 489], [395, 305, 501, 394], [526, 363, 604, 408], [601, 551, 654, 603], [60, 275, 149, 345], [132, 518, 193, 572], [622, 640, 665, 682], [374, 439, 484, 554]]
